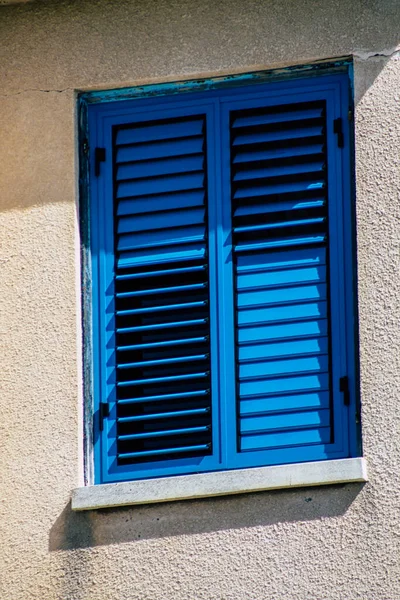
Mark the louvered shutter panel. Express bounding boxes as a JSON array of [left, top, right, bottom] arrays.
[[229, 100, 337, 460], [112, 115, 213, 473]]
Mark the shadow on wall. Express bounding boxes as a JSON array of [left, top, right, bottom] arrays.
[[0, 0, 399, 211], [49, 482, 365, 551], [0, 53, 397, 216], [48, 483, 365, 599]]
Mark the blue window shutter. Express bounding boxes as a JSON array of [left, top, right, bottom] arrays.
[[223, 95, 351, 467], [93, 108, 224, 483], [89, 74, 356, 483]]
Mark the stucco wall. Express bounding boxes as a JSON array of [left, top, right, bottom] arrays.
[[1, 1, 400, 599]]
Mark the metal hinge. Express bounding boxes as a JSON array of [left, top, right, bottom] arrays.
[[81, 138, 89, 155], [339, 376, 350, 406], [94, 147, 106, 177], [333, 118, 344, 148], [99, 401, 110, 431]]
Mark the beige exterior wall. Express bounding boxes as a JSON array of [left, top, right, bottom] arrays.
[[1, 1, 400, 598]]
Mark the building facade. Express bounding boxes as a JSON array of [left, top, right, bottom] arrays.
[[1, 1, 400, 598]]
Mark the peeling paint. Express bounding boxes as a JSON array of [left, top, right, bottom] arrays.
[[81, 59, 351, 105]]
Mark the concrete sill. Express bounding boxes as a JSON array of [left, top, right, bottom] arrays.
[[72, 458, 367, 511]]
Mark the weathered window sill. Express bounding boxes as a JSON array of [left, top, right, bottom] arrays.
[[72, 457, 367, 511]]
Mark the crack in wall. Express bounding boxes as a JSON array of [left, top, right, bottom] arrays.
[[1, 48, 399, 98], [0, 88, 73, 97]]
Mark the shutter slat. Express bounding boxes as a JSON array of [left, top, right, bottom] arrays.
[[230, 99, 333, 456], [232, 126, 324, 146], [234, 235, 325, 253], [239, 355, 329, 379], [234, 198, 325, 218], [232, 108, 324, 128], [117, 371, 209, 387], [113, 114, 212, 468], [118, 209, 205, 234], [118, 225, 205, 251], [117, 137, 204, 163], [234, 161, 324, 181], [117, 154, 204, 181], [118, 407, 209, 423], [240, 428, 331, 451], [116, 264, 206, 280], [240, 337, 329, 361], [117, 172, 205, 199], [118, 444, 209, 460], [233, 144, 325, 164], [116, 300, 207, 316], [118, 354, 208, 369], [240, 391, 330, 415], [237, 265, 326, 289], [116, 282, 206, 298], [238, 301, 327, 326], [237, 284, 326, 308], [117, 336, 208, 351], [240, 373, 330, 398], [118, 389, 209, 405], [118, 425, 210, 441], [117, 318, 208, 334], [116, 119, 204, 145], [233, 180, 324, 200], [238, 320, 328, 344], [118, 190, 205, 216], [236, 247, 326, 273], [118, 244, 206, 268], [241, 409, 330, 434], [233, 217, 325, 234]]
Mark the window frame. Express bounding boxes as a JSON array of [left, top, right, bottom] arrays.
[[79, 61, 361, 488]]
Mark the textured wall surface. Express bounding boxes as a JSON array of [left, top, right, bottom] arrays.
[[1, 1, 400, 599]]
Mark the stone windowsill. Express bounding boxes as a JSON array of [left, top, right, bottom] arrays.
[[72, 457, 367, 511]]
